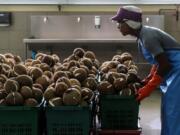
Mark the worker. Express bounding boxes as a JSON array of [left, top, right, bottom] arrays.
[[112, 5, 180, 135]]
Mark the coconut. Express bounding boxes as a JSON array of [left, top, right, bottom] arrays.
[[67, 60, 80, 70], [0, 89, 8, 99], [16, 75, 33, 87], [42, 55, 55, 67], [24, 98, 38, 106], [0, 74, 7, 83], [93, 59, 100, 69], [80, 58, 93, 69], [82, 77, 97, 91], [120, 52, 133, 62], [81, 87, 93, 101], [117, 64, 128, 74], [113, 77, 127, 91], [49, 97, 63, 107], [0, 54, 6, 63], [31, 60, 41, 66], [52, 54, 60, 63], [79, 65, 89, 75], [63, 87, 81, 106], [35, 53, 45, 61], [30, 67, 43, 80], [97, 81, 114, 94], [69, 78, 81, 87], [20, 86, 33, 99], [4, 79, 19, 93], [32, 87, 43, 103], [14, 55, 22, 64], [43, 71, 53, 79], [6, 92, 24, 106], [128, 82, 142, 95], [33, 83, 43, 91], [84, 51, 96, 62], [127, 69, 138, 83], [35, 75, 50, 91], [56, 77, 71, 87], [88, 74, 96, 78], [112, 55, 122, 63], [4, 53, 14, 59], [73, 48, 85, 58], [44, 87, 56, 101], [73, 68, 87, 82], [53, 71, 68, 82], [55, 82, 68, 97], [107, 61, 119, 69], [39, 63, 51, 72]]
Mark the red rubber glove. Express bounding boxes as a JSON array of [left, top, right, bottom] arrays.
[[136, 74, 162, 101], [141, 65, 158, 85]]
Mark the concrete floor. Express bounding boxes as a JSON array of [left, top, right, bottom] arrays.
[[139, 90, 161, 135]]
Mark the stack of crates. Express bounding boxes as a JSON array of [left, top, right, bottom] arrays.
[[0, 106, 42, 135], [45, 106, 92, 135]]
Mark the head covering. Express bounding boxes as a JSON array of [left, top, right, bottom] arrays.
[[112, 6, 142, 29]]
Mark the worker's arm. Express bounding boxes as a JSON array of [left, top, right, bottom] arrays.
[[137, 52, 172, 101]]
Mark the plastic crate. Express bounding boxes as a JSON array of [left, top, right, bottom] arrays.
[[0, 106, 41, 135], [99, 95, 139, 130], [46, 106, 91, 135]]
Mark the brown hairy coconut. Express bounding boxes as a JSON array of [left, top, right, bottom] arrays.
[[4, 53, 14, 59], [113, 77, 127, 91], [14, 64, 27, 75], [52, 54, 60, 63], [49, 97, 63, 107], [35, 53, 45, 61], [24, 98, 38, 106], [44, 87, 56, 101], [84, 51, 96, 62], [55, 82, 68, 97], [127, 69, 138, 83], [112, 55, 122, 63], [67, 60, 80, 70], [81, 87, 93, 101], [33, 83, 43, 91], [31, 60, 41, 66], [42, 55, 55, 67], [80, 58, 93, 69], [69, 78, 81, 87], [88, 74, 96, 78], [30, 67, 43, 80], [117, 64, 128, 74], [89, 66, 98, 75], [79, 65, 89, 75], [43, 71, 53, 79], [35, 75, 50, 91], [82, 77, 97, 91], [6, 92, 24, 106], [5, 58, 15, 68], [4, 79, 19, 93], [14, 55, 22, 64], [0, 89, 8, 99], [0, 54, 6, 63], [56, 77, 71, 87], [53, 71, 68, 82], [107, 61, 119, 69], [71, 85, 81, 92], [120, 52, 133, 62], [73, 68, 87, 82], [39, 63, 51, 72], [32, 87, 43, 103], [63, 87, 81, 106], [97, 81, 114, 94], [123, 60, 135, 68], [128, 82, 142, 95], [0, 74, 7, 83], [16, 75, 33, 87], [20, 86, 33, 99], [73, 48, 85, 58]]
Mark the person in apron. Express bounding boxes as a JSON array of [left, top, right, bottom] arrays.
[[112, 5, 180, 135]]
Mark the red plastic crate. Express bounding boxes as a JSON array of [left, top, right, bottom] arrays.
[[98, 129, 142, 135]]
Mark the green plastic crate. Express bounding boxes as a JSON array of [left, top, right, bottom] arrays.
[[0, 106, 41, 135], [99, 95, 139, 130], [46, 106, 91, 135]]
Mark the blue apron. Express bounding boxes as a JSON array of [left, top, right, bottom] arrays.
[[138, 39, 180, 135]]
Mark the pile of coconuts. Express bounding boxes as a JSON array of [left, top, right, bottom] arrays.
[[98, 52, 142, 96], [43, 48, 100, 107], [0, 53, 61, 106]]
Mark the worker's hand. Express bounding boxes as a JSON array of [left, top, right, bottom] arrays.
[[141, 65, 158, 85], [136, 74, 162, 101]]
